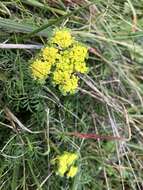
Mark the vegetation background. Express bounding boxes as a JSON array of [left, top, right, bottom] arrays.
[[0, 0, 143, 189]]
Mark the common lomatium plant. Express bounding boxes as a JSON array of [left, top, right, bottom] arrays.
[[30, 28, 88, 95]]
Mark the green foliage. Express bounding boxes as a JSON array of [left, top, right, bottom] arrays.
[[0, 0, 143, 190]]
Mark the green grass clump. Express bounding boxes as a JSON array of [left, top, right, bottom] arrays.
[[0, 0, 143, 189]]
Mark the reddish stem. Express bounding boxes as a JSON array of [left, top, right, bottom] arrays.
[[69, 132, 124, 141]]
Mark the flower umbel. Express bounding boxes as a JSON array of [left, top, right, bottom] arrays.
[[51, 29, 74, 48], [30, 59, 51, 80], [42, 46, 59, 64], [67, 166, 78, 178], [59, 75, 79, 95], [53, 152, 78, 178]]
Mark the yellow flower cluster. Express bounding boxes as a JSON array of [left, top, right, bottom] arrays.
[[42, 47, 59, 63], [30, 47, 59, 80], [30, 28, 88, 94], [53, 152, 78, 178], [51, 29, 74, 48], [30, 59, 51, 80]]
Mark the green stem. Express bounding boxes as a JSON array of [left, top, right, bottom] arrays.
[[21, 3, 93, 41]]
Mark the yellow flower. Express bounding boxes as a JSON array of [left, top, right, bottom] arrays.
[[56, 152, 78, 177], [56, 50, 74, 72], [30, 59, 51, 80], [56, 61, 73, 72], [30, 28, 89, 95], [42, 47, 59, 64], [58, 152, 78, 168], [70, 44, 88, 63], [58, 165, 68, 177], [60, 75, 79, 95], [64, 152, 78, 166], [51, 29, 74, 48], [67, 166, 78, 178], [74, 62, 88, 73], [53, 70, 71, 85]]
